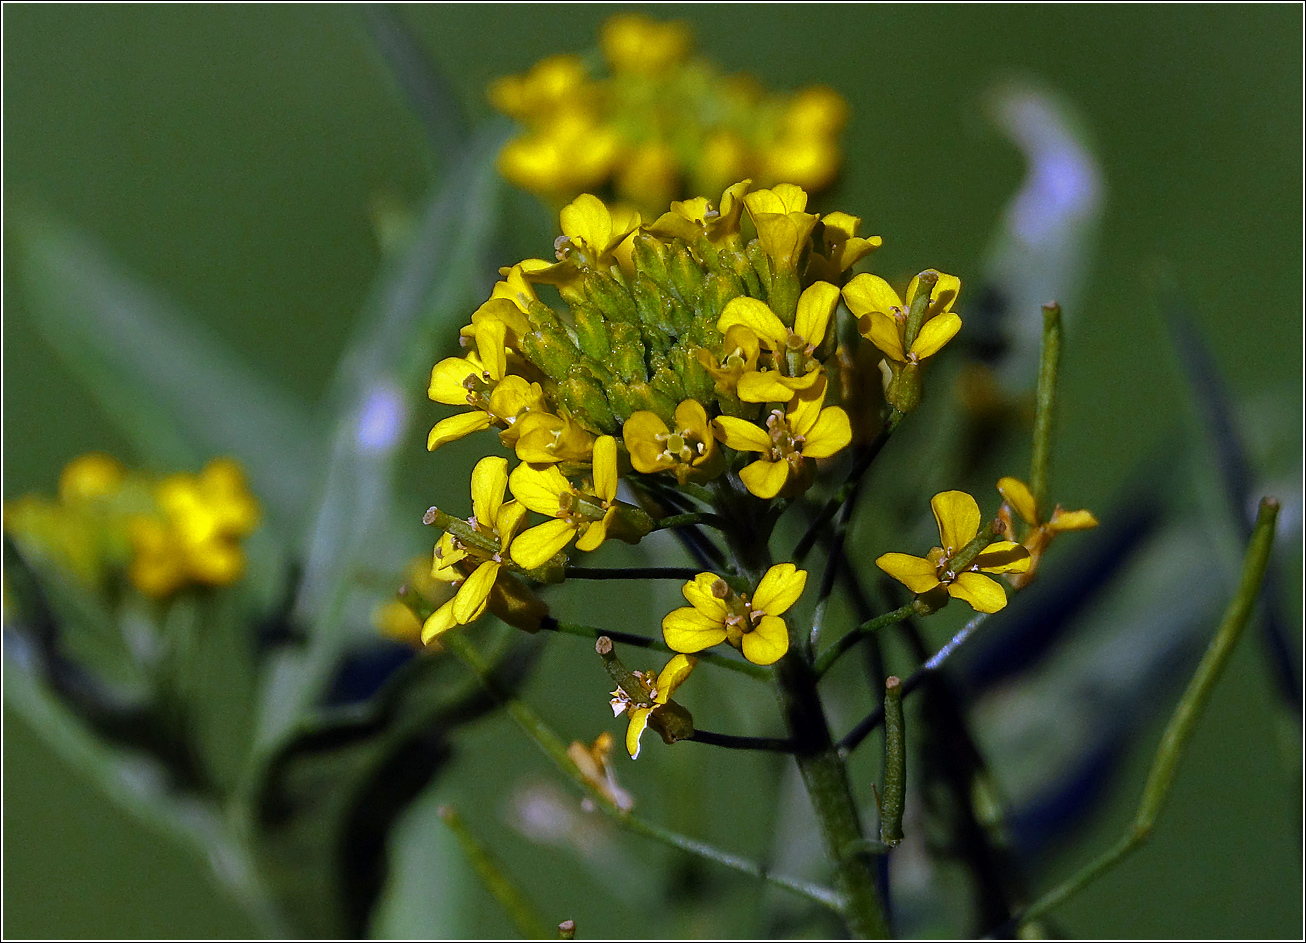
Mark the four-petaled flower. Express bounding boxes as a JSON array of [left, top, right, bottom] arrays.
[[623, 399, 723, 484], [743, 184, 820, 271], [662, 563, 806, 665], [842, 270, 963, 367], [717, 281, 840, 403], [425, 456, 528, 642], [610, 654, 697, 759], [712, 376, 851, 499], [876, 490, 1030, 614], [996, 476, 1098, 590], [509, 435, 621, 568]]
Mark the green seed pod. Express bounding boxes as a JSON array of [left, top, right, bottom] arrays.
[[885, 361, 922, 414], [572, 301, 611, 362], [880, 675, 906, 847], [608, 321, 648, 382]]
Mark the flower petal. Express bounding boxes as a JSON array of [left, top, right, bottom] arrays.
[[592, 435, 618, 502], [799, 407, 852, 459], [662, 606, 728, 653], [682, 572, 729, 620], [427, 411, 491, 451], [421, 600, 459, 643], [452, 561, 500, 623], [997, 476, 1038, 526], [842, 273, 903, 319], [654, 654, 696, 703], [495, 501, 529, 550], [711, 415, 772, 452], [859, 311, 907, 362], [736, 368, 819, 403], [973, 540, 1031, 574], [794, 281, 840, 348], [910, 312, 961, 360], [875, 552, 941, 594], [931, 490, 981, 554], [1049, 507, 1099, 532], [625, 706, 653, 759], [510, 519, 576, 569], [470, 456, 508, 527], [718, 296, 787, 350], [623, 410, 672, 473], [739, 458, 790, 499], [946, 571, 1008, 613], [428, 357, 478, 405], [752, 563, 807, 616], [508, 462, 570, 515], [742, 614, 789, 665], [574, 514, 609, 552]]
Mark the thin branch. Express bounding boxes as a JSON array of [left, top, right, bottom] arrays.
[[688, 730, 796, 752], [540, 618, 771, 681], [815, 604, 917, 678], [1018, 497, 1280, 927], [792, 414, 902, 566], [837, 612, 991, 755], [564, 566, 703, 581], [441, 633, 842, 913]]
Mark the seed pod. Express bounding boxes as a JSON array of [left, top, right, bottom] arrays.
[[880, 675, 906, 847]]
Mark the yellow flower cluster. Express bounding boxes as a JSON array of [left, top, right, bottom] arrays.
[[489, 13, 848, 214], [5, 453, 260, 599], [422, 179, 963, 645]]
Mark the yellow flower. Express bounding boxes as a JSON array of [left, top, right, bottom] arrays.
[[711, 376, 852, 499], [842, 270, 963, 366], [717, 281, 840, 403], [807, 212, 882, 284], [496, 113, 621, 199], [743, 184, 819, 271], [696, 324, 761, 400], [58, 452, 127, 502], [426, 353, 546, 452], [610, 653, 696, 758], [876, 491, 1030, 613], [424, 456, 529, 642], [623, 399, 722, 484], [488, 54, 591, 121], [996, 476, 1098, 590], [528, 194, 642, 287], [509, 435, 621, 568], [511, 410, 596, 465], [129, 459, 261, 597], [661, 564, 805, 666], [600, 13, 692, 76]]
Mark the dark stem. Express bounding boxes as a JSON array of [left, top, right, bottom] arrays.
[[688, 730, 796, 752], [564, 566, 703, 581]]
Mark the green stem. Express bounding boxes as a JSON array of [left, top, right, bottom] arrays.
[[438, 805, 552, 939], [879, 676, 906, 847], [774, 652, 891, 938], [1019, 497, 1279, 926], [652, 511, 727, 531], [441, 632, 839, 912], [1029, 302, 1062, 516], [815, 604, 916, 677]]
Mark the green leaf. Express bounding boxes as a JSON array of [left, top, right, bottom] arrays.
[[264, 121, 508, 745], [11, 214, 315, 531]]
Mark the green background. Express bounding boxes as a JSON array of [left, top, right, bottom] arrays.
[[4, 4, 1301, 938]]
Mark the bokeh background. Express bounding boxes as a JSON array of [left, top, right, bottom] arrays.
[[4, 4, 1301, 938]]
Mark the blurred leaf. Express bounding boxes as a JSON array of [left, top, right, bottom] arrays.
[[265, 121, 507, 745], [252, 632, 543, 937], [11, 215, 315, 532], [357, 3, 468, 167]]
